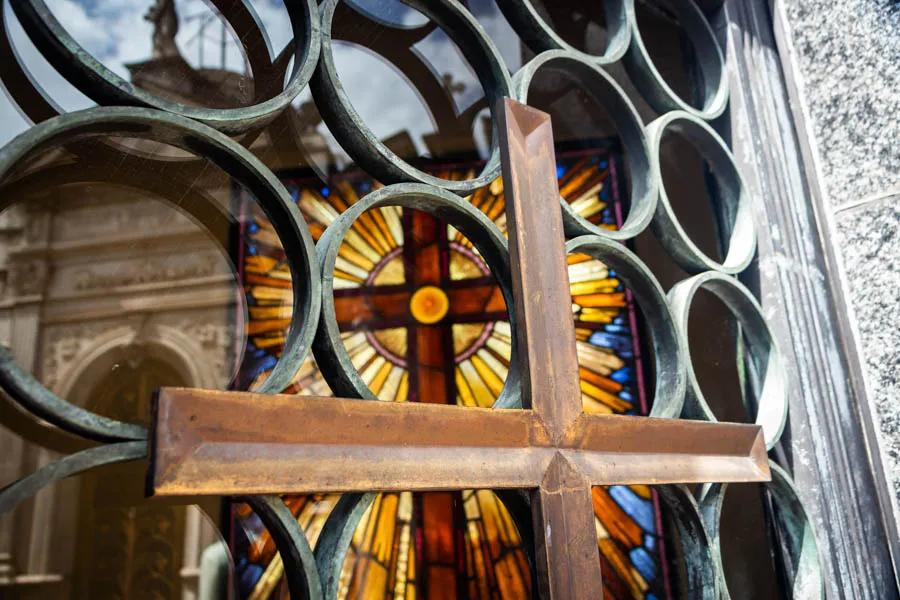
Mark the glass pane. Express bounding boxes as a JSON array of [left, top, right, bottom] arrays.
[[0, 1, 807, 599]]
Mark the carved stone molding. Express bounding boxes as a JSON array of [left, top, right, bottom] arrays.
[[178, 320, 239, 388], [72, 255, 219, 292], [8, 259, 48, 298], [40, 322, 132, 392], [50, 198, 203, 246]]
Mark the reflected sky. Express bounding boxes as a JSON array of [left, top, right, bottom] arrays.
[[0, 0, 523, 154]]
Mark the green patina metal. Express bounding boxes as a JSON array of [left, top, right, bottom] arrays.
[[0, 1, 824, 597]]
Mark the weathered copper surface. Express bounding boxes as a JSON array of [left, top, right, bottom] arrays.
[[0, 0, 845, 591], [149, 100, 770, 599], [499, 98, 582, 441], [151, 388, 767, 495]]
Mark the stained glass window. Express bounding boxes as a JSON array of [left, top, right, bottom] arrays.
[[231, 147, 676, 599], [0, 0, 843, 598]]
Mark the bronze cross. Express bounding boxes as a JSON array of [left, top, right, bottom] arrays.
[[149, 99, 769, 599]]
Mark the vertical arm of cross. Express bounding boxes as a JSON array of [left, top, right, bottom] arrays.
[[497, 98, 582, 436], [497, 98, 604, 599]]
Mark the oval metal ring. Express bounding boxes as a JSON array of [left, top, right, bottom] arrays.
[[313, 182, 521, 409], [514, 50, 657, 241], [0, 107, 320, 401], [698, 462, 825, 599], [495, 0, 632, 65], [315, 489, 534, 600], [10, 0, 320, 134], [623, 0, 728, 120], [243, 495, 324, 600], [566, 235, 685, 418], [314, 492, 375, 600], [656, 485, 720, 599], [647, 111, 756, 274], [311, 0, 513, 195], [667, 272, 788, 449], [0, 441, 147, 515]]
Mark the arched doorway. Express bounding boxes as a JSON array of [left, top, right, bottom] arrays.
[[72, 352, 188, 599]]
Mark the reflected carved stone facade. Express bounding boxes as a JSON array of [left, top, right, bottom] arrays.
[[0, 2, 333, 591], [0, 184, 240, 597], [0, 40, 250, 600]]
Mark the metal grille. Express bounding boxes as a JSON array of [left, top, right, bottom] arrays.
[[0, 0, 823, 598]]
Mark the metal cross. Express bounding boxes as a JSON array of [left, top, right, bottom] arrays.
[[149, 99, 769, 599]]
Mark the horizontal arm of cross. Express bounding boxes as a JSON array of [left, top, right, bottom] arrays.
[[147, 100, 772, 600], [150, 387, 769, 497]]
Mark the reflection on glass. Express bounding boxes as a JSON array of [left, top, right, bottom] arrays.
[[0, 1, 787, 599], [71, 359, 231, 598], [633, 1, 703, 107], [0, 350, 232, 599], [528, 0, 611, 55], [0, 133, 248, 598], [329, 1, 487, 164]]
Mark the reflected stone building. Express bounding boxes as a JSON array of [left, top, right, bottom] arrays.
[[0, 0, 898, 599], [0, 78, 237, 600], [0, 9, 322, 595]]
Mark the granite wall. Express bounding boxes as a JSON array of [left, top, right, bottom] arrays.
[[778, 0, 900, 517]]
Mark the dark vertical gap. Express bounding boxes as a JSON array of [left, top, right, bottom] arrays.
[[704, 167, 730, 262], [453, 492, 471, 600], [402, 209, 419, 403], [762, 487, 791, 600], [678, 6, 704, 109], [437, 221, 459, 406], [414, 493, 427, 600]]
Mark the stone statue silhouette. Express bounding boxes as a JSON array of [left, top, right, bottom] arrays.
[[145, 0, 179, 59]]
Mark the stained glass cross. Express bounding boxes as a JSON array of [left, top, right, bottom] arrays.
[[149, 99, 769, 599], [330, 169, 507, 595], [330, 208, 505, 404]]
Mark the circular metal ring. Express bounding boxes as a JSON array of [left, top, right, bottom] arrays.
[[623, 0, 728, 120], [9, 0, 320, 134], [0, 107, 320, 400], [313, 182, 521, 409], [495, 0, 632, 65], [667, 271, 788, 449], [566, 235, 685, 418], [647, 111, 756, 274], [514, 50, 657, 241], [310, 0, 513, 195], [698, 462, 825, 599]]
